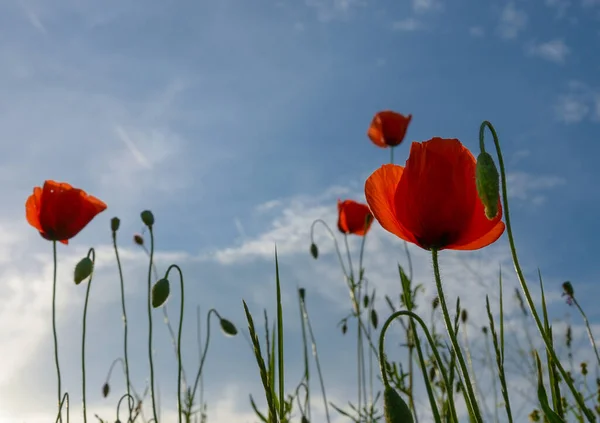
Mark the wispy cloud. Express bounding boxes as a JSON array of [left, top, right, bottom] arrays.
[[506, 172, 566, 206], [469, 26, 485, 37], [305, 0, 365, 22], [546, 0, 571, 18], [412, 0, 443, 13], [19, 1, 47, 34], [526, 39, 570, 64], [555, 80, 600, 123], [497, 2, 528, 40], [392, 17, 426, 31]]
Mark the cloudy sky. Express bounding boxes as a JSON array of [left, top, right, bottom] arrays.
[[1, 0, 600, 422]]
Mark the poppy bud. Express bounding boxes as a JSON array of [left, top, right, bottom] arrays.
[[141, 210, 155, 227], [363, 295, 369, 308], [562, 281, 574, 297], [74, 257, 94, 285], [219, 318, 238, 336], [475, 152, 501, 219], [461, 309, 468, 323], [151, 278, 170, 308], [310, 243, 319, 259], [301, 417, 309, 423], [299, 288, 306, 301], [383, 385, 414, 423], [432, 297, 439, 310], [341, 321, 347, 334], [102, 382, 110, 398], [111, 217, 120, 232], [371, 309, 379, 329], [133, 234, 144, 246]]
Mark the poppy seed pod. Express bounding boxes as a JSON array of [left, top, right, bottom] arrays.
[[475, 152, 501, 220], [141, 210, 155, 227], [111, 217, 121, 232], [383, 386, 414, 423]]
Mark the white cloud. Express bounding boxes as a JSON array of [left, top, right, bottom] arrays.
[[497, 2, 528, 40], [554, 80, 600, 123], [506, 172, 566, 205], [469, 26, 485, 37], [392, 18, 425, 31], [582, 0, 600, 7], [555, 95, 590, 123], [412, 0, 443, 13], [305, 0, 365, 22], [526, 39, 570, 64], [546, 0, 571, 18]]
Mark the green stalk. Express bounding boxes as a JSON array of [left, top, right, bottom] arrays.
[[480, 120, 595, 421], [431, 249, 483, 422]]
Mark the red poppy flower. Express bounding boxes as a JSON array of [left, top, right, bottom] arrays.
[[337, 199, 373, 236], [364, 138, 505, 251], [368, 111, 412, 148], [26, 180, 107, 244]]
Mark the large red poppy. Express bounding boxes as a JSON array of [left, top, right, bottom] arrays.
[[368, 111, 412, 148], [337, 200, 373, 236], [364, 138, 505, 250], [26, 180, 107, 244]]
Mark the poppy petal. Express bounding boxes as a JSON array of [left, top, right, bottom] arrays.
[[365, 164, 417, 244], [451, 221, 505, 250], [367, 111, 412, 148], [25, 187, 43, 233], [395, 139, 475, 249]]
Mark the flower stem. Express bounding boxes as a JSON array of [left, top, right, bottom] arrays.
[[52, 240, 63, 423], [480, 120, 595, 422], [190, 309, 216, 402], [431, 248, 483, 422], [300, 293, 331, 423], [112, 232, 132, 422], [390, 146, 395, 164], [164, 265, 186, 423], [572, 297, 600, 369], [81, 248, 96, 423], [310, 219, 349, 278], [147, 227, 159, 422]]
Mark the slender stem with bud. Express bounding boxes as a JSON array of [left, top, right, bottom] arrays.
[[480, 120, 595, 421]]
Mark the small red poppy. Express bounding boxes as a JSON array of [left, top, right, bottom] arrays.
[[337, 199, 373, 236], [367, 111, 412, 148], [26, 180, 107, 244], [364, 137, 505, 250]]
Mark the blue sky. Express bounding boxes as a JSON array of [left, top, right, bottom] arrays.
[[1, 0, 600, 422]]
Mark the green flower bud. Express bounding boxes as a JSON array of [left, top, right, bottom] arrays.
[[383, 385, 414, 423], [133, 234, 144, 245], [219, 318, 238, 336], [475, 151, 500, 219], [74, 257, 94, 285], [299, 288, 306, 301], [102, 382, 110, 398], [562, 281, 574, 297], [370, 309, 378, 329], [310, 243, 319, 259], [151, 278, 170, 308], [141, 210, 155, 227], [111, 217, 120, 232]]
